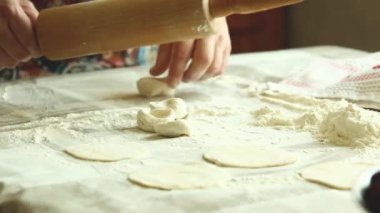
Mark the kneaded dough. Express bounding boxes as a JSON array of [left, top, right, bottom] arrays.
[[299, 161, 375, 190], [149, 98, 188, 119], [203, 145, 297, 168], [137, 108, 176, 132], [137, 77, 175, 98], [65, 142, 148, 162], [154, 119, 190, 137], [128, 162, 229, 190]]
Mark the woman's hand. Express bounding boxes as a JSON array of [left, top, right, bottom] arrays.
[[150, 18, 231, 87], [0, 0, 40, 69]]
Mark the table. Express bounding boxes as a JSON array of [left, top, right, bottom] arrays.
[[0, 46, 372, 213]]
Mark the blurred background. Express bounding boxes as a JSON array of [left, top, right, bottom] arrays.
[[227, 0, 380, 53]]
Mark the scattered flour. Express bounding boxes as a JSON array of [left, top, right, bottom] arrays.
[[251, 92, 380, 148], [191, 106, 234, 117], [1, 83, 71, 108], [252, 107, 293, 127]]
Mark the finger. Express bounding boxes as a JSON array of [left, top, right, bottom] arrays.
[[200, 40, 224, 81], [220, 47, 231, 75], [167, 41, 194, 87], [10, 1, 40, 57], [0, 47, 17, 68], [183, 38, 214, 82], [20, 0, 39, 20], [150, 43, 172, 76], [0, 15, 30, 62]]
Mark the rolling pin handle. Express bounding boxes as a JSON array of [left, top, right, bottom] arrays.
[[209, 0, 303, 18]]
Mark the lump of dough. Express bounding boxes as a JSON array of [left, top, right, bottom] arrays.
[[154, 119, 190, 138], [299, 161, 375, 190], [64, 142, 148, 162], [137, 108, 176, 132], [128, 162, 229, 190], [203, 144, 297, 168], [137, 77, 175, 98], [149, 98, 188, 119]]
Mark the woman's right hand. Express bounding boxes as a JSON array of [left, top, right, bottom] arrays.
[[0, 0, 40, 69]]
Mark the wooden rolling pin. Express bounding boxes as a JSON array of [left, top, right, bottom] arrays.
[[37, 0, 302, 60]]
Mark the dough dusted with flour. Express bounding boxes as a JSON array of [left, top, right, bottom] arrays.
[[137, 77, 175, 98], [137, 108, 176, 132], [149, 98, 188, 119], [128, 162, 229, 190], [136, 97, 191, 137], [300, 161, 375, 190], [65, 142, 148, 162], [154, 119, 190, 138], [203, 145, 297, 168]]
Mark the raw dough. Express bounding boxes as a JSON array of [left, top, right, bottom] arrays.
[[137, 77, 175, 98], [149, 98, 188, 119], [65, 142, 148, 162], [154, 119, 190, 138], [128, 162, 229, 190], [203, 144, 297, 168], [300, 161, 375, 190], [137, 108, 176, 132]]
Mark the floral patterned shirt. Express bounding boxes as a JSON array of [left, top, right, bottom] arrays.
[[0, 0, 156, 81]]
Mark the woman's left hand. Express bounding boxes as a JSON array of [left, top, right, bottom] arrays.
[[150, 18, 231, 88]]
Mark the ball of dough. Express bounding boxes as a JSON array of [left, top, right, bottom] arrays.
[[137, 77, 175, 98], [149, 98, 188, 119], [154, 119, 190, 138], [137, 108, 176, 132]]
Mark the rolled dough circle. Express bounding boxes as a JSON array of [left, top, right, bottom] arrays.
[[128, 162, 229, 190], [65, 142, 148, 162], [300, 161, 375, 190], [203, 145, 297, 168]]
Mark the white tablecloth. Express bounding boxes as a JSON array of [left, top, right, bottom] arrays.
[[0, 46, 373, 213]]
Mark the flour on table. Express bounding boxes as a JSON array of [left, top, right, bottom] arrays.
[[252, 106, 293, 127], [203, 145, 297, 168], [191, 106, 234, 117], [320, 104, 380, 147], [128, 162, 229, 190], [251, 91, 380, 148], [1, 83, 71, 108], [65, 142, 148, 162], [299, 161, 376, 190]]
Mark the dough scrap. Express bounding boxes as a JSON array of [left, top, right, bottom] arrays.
[[149, 98, 188, 119], [299, 161, 375, 190], [203, 144, 297, 168], [65, 142, 148, 162], [154, 119, 190, 137], [137, 77, 175, 98], [128, 162, 229, 190], [137, 108, 176, 132]]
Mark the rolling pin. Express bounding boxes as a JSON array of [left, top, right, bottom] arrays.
[[36, 0, 302, 60]]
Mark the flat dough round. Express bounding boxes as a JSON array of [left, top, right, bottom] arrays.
[[65, 142, 148, 162], [128, 162, 229, 190], [203, 145, 297, 168], [300, 161, 375, 190]]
